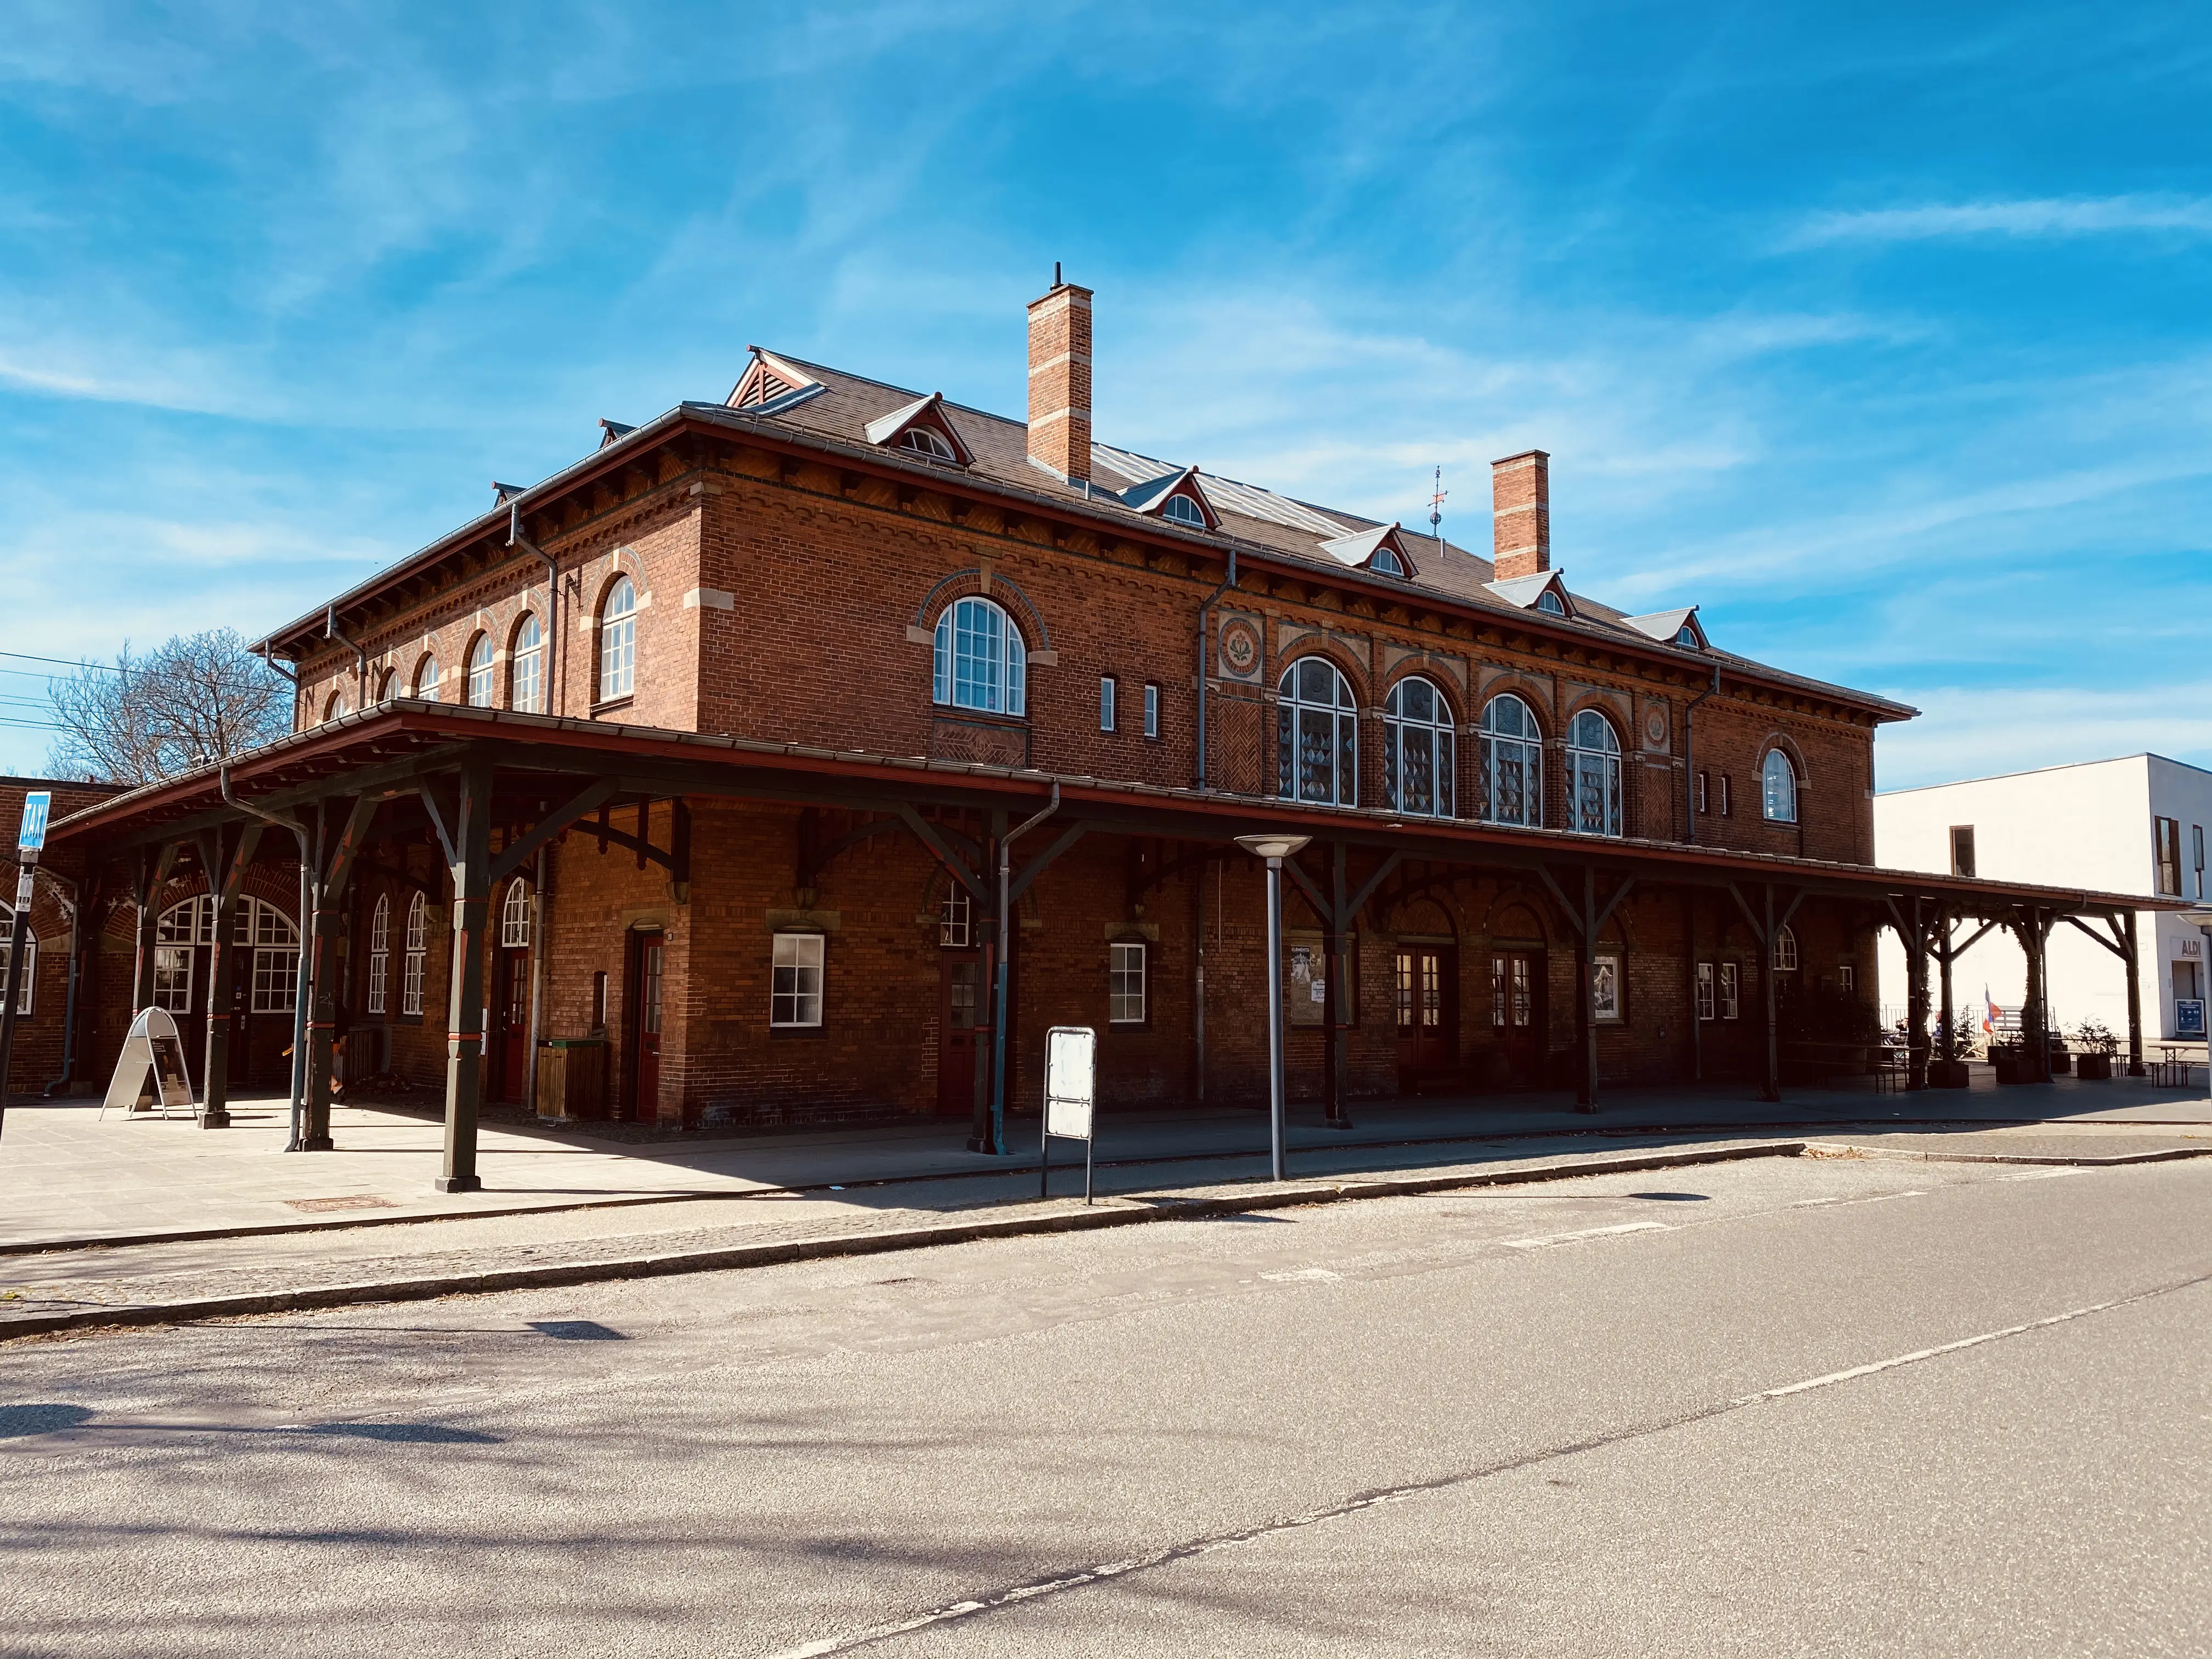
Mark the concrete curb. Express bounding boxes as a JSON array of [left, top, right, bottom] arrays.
[[0, 1141, 1801, 1341], [1804, 1141, 2212, 1169]]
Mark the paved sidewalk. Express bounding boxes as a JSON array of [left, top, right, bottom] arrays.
[[5, 1070, 2207, 1254]]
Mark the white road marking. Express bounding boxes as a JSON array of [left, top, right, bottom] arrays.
[[1503, 1221, 1672, 1250], [2007, 1166, 2091, 1181], [1261, 1267, 1344, 1283]]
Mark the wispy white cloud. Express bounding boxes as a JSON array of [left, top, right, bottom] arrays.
[[1783, 194, 2212, 249], [1876, 683, 2212, 791]]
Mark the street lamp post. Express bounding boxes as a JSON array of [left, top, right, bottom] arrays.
[[1235, 833, 1311, 1182]]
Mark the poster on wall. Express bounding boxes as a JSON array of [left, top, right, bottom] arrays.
[[2177, 998, 2205, 1039]]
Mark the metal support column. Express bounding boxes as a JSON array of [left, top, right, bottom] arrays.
[[1937, 905, 1956, 1064], [1905, 896, 1930, 1091], [425, 757, 492, 1193], [1576, 865, 1598, 1112], [2125, 910, 2145, 1076], [303, 795, 376, 1150], [1760, 883, 1781, 1104], [194, 822, 260, 1130]]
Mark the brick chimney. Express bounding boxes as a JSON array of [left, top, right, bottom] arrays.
[[1026, 271, 1092, 486], [1491, 449, 1550, 580]]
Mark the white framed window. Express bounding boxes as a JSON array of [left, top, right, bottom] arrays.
[[1696, 961, 1716, 1022], [1592, 953, 1621, 1023], [323, 690, 346, 723], [1370, 546, 1405, 577], [771, 932, 824, 1028], [1838, 962, 1855, 993], [2196, 824, 2206, 901], [1143, 682, 1160, 741], [153, 945, 192, 1013], [1536, 589, 1566, 617], [1277, 657, 1357, 806], [1719, 774, 1732, 817], [939, 886, 971, 949], [1762, 749, 1798, 823], [1100, 676, 1116, 732], [412, 654, 439, 700], [1719, 961, 1740, 1020], [1696, 770, 1709, 815], [500, 880, 531, 949], [0, 916, 34, 1015], [466, 634, 495, 707], [157, 895, 212, 944], [366, 894, 390, 1015], [1567, 709, 1622, 838], [1385, 676, 1455, 817], [402, 891, 428, 1017], [1774, 925, 1798, 973], [598, 575, 637, 703], [1162, 492, 1207, 527], [899, 425, 958, 461], [247, 899, 300, 1013], [1109, 940, 1147, 1024], [510, 613, 543, 713], [1479, 693, 1542, 826], [932, 596, 1026, 716], [1675, 623, 1699, 647]]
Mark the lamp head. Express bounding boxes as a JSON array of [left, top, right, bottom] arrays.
[[1234, 833, 1312, 862]]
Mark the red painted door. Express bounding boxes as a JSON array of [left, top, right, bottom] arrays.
[[498, 948, 530, 1103], [938, 956, 981, 1119], [1396, 946, 1455, 1087], [628, 932, 663, 1122], [1490, 951, 1542, 1086]]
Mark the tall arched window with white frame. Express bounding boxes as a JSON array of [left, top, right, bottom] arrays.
[[1277, 657, 1358, 806], [1384, 676, 1454, 817], [466, 634, 495, 707], [501, 879, 531, 949], [1478, 693, 1543, 827], [509, 613, 542, 713], [598, 575, 637, 703], [412, 654, 439, 701], [1566, 709, 1623, 838], [1762, 748, 1799, 823], [402, 891, 428, 1016], [366, 894, 390, 1015], [932, 596, 1026, 716]]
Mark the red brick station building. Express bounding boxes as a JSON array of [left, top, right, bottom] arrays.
[[2, 279, 2162, 1189]]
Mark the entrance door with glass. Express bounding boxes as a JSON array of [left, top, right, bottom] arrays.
[[1395, 944, 1457, 1089], [938, 956, 983, 1119], [1489, 949, 1544, 1086]]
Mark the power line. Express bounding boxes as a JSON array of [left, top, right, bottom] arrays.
[[0, 647, 292, 695]]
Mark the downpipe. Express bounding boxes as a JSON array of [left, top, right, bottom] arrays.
[[988, 782, 1060, 1155]]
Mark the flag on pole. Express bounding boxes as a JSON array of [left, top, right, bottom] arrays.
[[1981, 986, 1999, 1036]]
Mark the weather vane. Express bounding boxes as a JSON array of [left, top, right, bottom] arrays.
[[1428, 466, 1447, 545]]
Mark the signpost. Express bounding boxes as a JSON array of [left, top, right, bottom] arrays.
[[1040, 1024, 1097, 1203], [0, 791, 50, 1141]]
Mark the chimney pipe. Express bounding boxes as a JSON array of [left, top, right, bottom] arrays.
[[1491, 450, 1550, 580], [1026, 275, 1092, 486]]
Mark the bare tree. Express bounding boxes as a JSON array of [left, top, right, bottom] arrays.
[[46, 629, 293, 786]]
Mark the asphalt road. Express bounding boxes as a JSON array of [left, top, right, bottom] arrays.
[[2, 1154, 2206, 1656]]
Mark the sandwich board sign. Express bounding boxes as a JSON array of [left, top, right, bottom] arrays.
[[100, 1007, 196, 1119], [1039, 1024, 1097, 1203]]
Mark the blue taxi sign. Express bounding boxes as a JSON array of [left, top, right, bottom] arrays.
[[16, 792, 50, 857]]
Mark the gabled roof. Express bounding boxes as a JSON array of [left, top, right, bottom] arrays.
[[1318, 522, 1418, 579], [597, 419, 636, 450], [1484, 569, 1575, 618], [1622, 606, 1706, 649], [861, 392, 974, 465], [727, 348, 824, 413], [1118, 464, 1220, 529]]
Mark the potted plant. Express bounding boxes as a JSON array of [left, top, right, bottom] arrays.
[[2072, 1018, 2119, 1081], [1926, 1013, 1972, 1088]]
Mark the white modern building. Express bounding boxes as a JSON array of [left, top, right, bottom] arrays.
[[1875, 755, 2212, 1047]]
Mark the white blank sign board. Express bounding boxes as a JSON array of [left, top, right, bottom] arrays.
[[1045, 1025, 1096, 1140], [102, 1007, 195, 1117]]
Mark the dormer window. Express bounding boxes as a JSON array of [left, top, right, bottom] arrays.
[[1536, 590, 1566, 617], [899, 426, 958, 462], [1163, 493, 1207, 527], [1371, 548, 1405, 577], [1675, 624, 1698, 647]]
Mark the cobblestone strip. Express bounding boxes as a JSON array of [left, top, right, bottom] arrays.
[[0, 1141, 1802, 1340]]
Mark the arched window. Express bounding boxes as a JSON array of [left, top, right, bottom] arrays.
[[1675, 623, 1699, 648], [412, 654, 440, 701], [940, 885, 971, 949], [932, 596, 1026, 716], [598, 575, 637, 703], [0, 914, 33, 1015], [1163, 493, 1207, 527], [509, 613, 542, 713], [1775, 924, 1799, 973], [366, 894, 391, 1015], [465, 634, 495, 707], [402, 891, 428, 1017], [246, 898, 300, 1013], [1762, 748, 1799, 823], [1384, 677, 1454, 817], [1277, 657, 1357, 806], [1370, 547, 1406, 577], [376, 669, 396, 704], [1536, 589, 1566, 617], [1566, 709, 1622, 838], [899, 426, 957, 461], [500, 879, 531, 949], [1478, 694, 1543, 827], [322, 690, 346, 723]]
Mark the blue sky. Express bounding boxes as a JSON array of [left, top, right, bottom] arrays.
[[2, 2, 2206, 786]]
